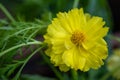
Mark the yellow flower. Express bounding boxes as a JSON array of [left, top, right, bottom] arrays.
[[44, 8, 109, 72]]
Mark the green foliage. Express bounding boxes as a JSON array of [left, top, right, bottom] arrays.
[[0, 9, 49, 79], [21, 74, 54, 80], [0, 0, 116, 80]]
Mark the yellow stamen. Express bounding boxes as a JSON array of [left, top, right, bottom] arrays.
[[71, 31, 85, 45]]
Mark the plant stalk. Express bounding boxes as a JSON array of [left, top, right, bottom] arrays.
[[0, 3, 15, 23], [73, 0, 79, 8]]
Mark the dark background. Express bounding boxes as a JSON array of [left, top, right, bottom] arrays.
[[109, 0, 120, 32]]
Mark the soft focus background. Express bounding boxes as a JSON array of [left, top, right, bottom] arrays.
[[0, 0, 120, 80]]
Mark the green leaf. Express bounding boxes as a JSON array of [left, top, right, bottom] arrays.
[[0, 19, 47, 79], [21, 74, 55, 80]]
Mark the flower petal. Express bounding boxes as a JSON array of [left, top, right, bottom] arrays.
[[62, 47, 86, 70], [50, 54, 64, 66], [59, 64, 70, 72], [91, 39, 108, 59], [85, 16, 105, 32]]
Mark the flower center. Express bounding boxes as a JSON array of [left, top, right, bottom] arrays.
[[71, 31, 85, 45]]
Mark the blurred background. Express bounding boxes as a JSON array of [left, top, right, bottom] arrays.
[[0, 0, 120, 32], [0, 0, 120, 80]]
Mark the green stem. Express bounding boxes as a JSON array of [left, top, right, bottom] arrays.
[[108, 34, 120, 42], [73, 0, 79, 8], [13, 46, 44, 80], [0, 41, 42, 57], [5, 26, 42, 40], [71, 69, 78, 80], [26, 28, 40, 42], [41, 52, 64, 80], [0, 3, 15, 23]]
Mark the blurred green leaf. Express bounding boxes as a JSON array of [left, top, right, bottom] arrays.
[[21, 74, 55, 80]]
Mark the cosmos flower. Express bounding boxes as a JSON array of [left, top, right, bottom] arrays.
[[44, 8, 109, 72]]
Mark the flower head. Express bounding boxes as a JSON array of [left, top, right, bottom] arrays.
[[44, 8, 109, 72]]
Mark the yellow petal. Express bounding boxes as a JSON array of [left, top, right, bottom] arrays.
[[83, 53, 103, 70], [93, 27, 109, 40], [85, 13, 91, 21], [59, 64, 70, 72], [62, 47, 86, 70], [64, 38, 75, 49], [68, 8, 86, 30], [50, 54, 64, 66], [82, 27, 109, 50], [86, 16, 105, 31], [91, 39, 108, 59], [57, 12, 73, 33]]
